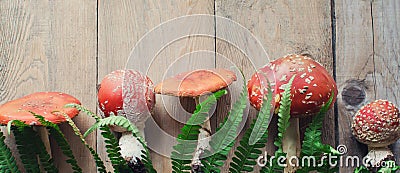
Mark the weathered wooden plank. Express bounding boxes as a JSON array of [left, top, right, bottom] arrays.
[[98, 1, 214, 172], [215, 0, 334, 171], [372, 0, 400, 164], [336, 0, 375, 172], [0, 0, 97, 172]]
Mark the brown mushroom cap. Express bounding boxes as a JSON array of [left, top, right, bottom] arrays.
[[0, 92, 81, 125], [351, 100, 400, 147], [247, 54, 338, 118], [154, 68, 237, 97]]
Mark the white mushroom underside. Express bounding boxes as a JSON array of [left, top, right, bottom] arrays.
[[119, 132, 145, 163]]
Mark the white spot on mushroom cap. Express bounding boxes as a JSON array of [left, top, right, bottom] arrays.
[[279, 75, 287, 82]]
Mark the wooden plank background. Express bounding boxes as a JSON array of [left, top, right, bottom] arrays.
[[0, 0, 399, 172]]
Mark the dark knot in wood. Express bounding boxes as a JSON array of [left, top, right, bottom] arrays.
[[341, 80, 366, 106]]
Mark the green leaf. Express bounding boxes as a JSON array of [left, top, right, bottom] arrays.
[[53, 111, 107, 173], [0, 130, 21, 173], [249, 86, 273, 145], [260, 75, 295, 173], [33, 113, 82, 173], [202, 73, 249, 173], [12, 125, 46, 172], [297, 92, 337, 172], [228, 119, 268, 173], [171, 89, 227, 173], [84, 112, 157, 173]]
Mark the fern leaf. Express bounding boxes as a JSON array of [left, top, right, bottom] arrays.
[[53, 111, 107, 173], [11, 125, 43, 172], [75, 104, 156, 173], [276, 75, 295, 147], [228, 89, 273, 173], [0, 130, 20, 173], [67, 104, 130, 172], [228, 119, 268, 173], [260, 75, 295, 173], [65, 103, 101, 121], [100, 126, 131, 173], [297, 93, 339, 173], [300, 93, 335, 156], [33, 114, 82, 173], [87, 114, 157, 173], [249, 86, 273, 145], [201, 80, 249, 173], [171, 90, 227, 173]]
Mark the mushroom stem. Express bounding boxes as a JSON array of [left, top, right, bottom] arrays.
[[365, 146, 394, 168], [34, 126, 52, 173], [282, 118, 301, 173], [35, 126, 52, 156], [192, 96, 212, 171], [119, 124, 146, 165]]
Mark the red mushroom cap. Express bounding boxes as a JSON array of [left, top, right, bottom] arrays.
[[154, 68, 237, 97], [351, 100, 400, 147], [98, 69, 155, 118], [0, 92, 81, 125], [247, 54, 338, 118]]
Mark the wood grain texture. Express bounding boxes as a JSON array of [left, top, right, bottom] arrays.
[[1, 0, 399, 172], [336, 0, 400, 171], [372, 0, 400, 165], [0, 0, 97, 172], [215, 0, 334, 171], [335, 1, 374, 172], [98, 1, 214, 172]]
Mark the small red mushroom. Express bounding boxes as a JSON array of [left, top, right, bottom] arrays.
[[247, 54, 337, 172], [154, 68, 236, 171], [97, 69, 155, 167], [351, 99, 400, 169], [0, 92, 81, 165]]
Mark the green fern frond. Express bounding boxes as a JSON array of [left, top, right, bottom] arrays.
[[300, 93, 336, 156], [12, 125, 40, 172], [65, 103, 101, 121], [0, 130, 20, 173], [297, 93, 338, 173], [32, 113, 82, 173], [228, 89, 273, 173], [7, 120, 28, 135], [11, 121, 58, 172], [171, 89, 227, 173], [275, 75, 295, 148], [201, 80, 249, 173], [53, 111, 107, 173], [228, 119, 268, 173], [100, 126, 131, 173], [260, 75, 295, 173], [74, 104, 155, 173], [86, 114, 157, 173], [249, 86, 273, 145], [84, 122, 100, 138]]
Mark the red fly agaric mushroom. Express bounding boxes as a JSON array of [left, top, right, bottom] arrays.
[[98, 69, 155, 169], [247, 54, 337, 172], [0, 92, 81, 158], [154, 68, 236, 170], [0, 92, 81, 125], [351, 99, 400, 168]]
